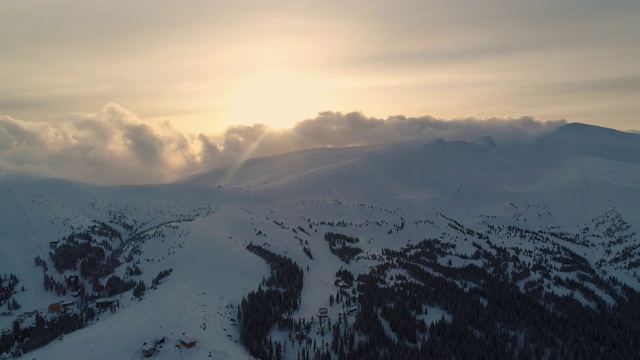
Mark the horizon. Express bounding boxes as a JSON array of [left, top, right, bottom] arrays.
[[0, 116, 637, 187], [0, 109, 575, 185], [1, 1, 639, 185]]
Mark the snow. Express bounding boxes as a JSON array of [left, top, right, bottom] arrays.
[[0, 123, 638, 358]]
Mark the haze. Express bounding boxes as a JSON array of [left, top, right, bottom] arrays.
[[0, 0, 638, 184]]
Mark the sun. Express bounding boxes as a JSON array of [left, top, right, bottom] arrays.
[[227, 71, 331, 129]]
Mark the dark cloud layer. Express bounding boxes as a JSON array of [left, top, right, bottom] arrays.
[[0, 103, 566, 185]]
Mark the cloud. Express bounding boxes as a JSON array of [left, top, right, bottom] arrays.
[[0, 104, 566, 185], [290, 112, 565, 148], [0, 104, 198, 184]]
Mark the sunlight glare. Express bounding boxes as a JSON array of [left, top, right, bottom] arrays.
[[221, 127, 268, 184], [227, 71, 330, 129]]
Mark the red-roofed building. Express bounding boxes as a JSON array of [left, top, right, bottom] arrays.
[[180, 336, 196, 348]]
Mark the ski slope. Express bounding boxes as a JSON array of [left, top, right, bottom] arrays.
[[0, 123, 638, 359]]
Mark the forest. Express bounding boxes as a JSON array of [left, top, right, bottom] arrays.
[[335, 237, 640, 359], [238, 244, 304, 360]]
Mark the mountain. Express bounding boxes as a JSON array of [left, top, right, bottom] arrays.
[[181, 123, 639, 214], [0, 123, 639, 359]]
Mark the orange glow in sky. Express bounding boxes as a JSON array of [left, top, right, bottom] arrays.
[[1, 1, 638, 135]]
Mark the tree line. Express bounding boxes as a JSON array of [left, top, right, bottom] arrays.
[[238, 244, 304, 360]]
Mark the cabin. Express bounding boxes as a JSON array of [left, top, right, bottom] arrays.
[[48, 302, 61, 313], [61, 301, 76, 311], [154, 336, 166, 346], [180, 336, 196, 348], [335, 279, 350, 288], [95, 299, 119, 310], [49, 241, 59, 249], [48, 301, 76, 313], [317, 307, 329, 318]]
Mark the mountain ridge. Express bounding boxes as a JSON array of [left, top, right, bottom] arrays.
[[178, 122, 639, 199], [0, 122, 639, 359]]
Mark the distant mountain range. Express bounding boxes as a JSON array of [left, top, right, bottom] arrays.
[[0, 123, 639, 359]]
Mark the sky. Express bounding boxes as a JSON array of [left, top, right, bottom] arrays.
[[0, 0, 638, 184]]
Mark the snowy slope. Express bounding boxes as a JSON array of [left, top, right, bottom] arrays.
[[0, 123, 639, 359]]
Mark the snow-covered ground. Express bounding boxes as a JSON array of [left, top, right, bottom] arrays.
[[0, 123, 638, 359]]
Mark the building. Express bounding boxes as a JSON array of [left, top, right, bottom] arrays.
[[58, 301, 77, 313], [317, 307, 329, 318], [179, 336, 196, 348], [61, 301, 76, 309], [95, 299, 119, 310], [346, 305, 358, 315], [48, 302, 61, 313]]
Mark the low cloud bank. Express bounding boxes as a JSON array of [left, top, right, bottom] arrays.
[[0, 103, 565, 185]]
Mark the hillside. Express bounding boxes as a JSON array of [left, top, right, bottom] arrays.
[[0, 123, 639, 359]]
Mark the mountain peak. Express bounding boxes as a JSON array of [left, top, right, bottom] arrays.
[[553, 122, 637, 139], [532, 122, 640, 165]]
